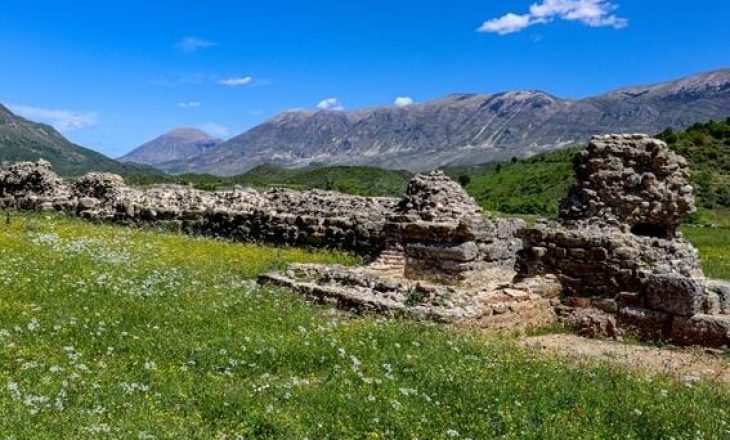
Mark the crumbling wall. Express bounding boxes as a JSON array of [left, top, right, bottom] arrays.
[[0, 159, 71, 211], [560, 134, 695, 237], [383, 171, 523, 284], [259, 171, 550, 328], [0, 161, 523, 272], [0, 160, 395, 258], [5, 149, 728, 346], [518, 134, 730, 346]]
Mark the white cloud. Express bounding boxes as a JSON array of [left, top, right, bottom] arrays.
[[394, 96, 414, 107], [197, 122, 229, 138], [177, 101, 200, 109], [478, 13, 532, 35], [478, 0, 627, 35], [218, 76, 253, 87], [175, 37, 216, 53], [316, 97, 344, 111], [8, 104, 98, 132]]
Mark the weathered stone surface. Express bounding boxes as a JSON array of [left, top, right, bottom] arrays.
[[560, 134, 695, 235], [707, 279, 730, 314], [616, 306, 672, 339], [670, 315, 730, 348], [516, 135, 724, 347], [555, 306, 620, 338], [384, 170, 523, 284], [259, 263, 557, 328], [405, 241, 479, 262], [0, 159, 71, 210], [517, 223, 703, 298], [395, 170, 484, 223], [644, 274, 705, 316]]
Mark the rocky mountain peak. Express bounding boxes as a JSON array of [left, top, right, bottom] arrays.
[[119, 127, 223, 167], [165, 127, 215, 141]]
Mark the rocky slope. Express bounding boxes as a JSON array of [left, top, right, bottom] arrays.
[[0, 104, 157, 177], [119, 127, 222, 167], [165, 68, 730, 175]]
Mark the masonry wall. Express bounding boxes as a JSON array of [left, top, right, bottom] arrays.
[[516, 135, 730, 346], [0, 160, 396, 259]]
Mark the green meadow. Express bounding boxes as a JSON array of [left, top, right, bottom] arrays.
[[0, 213, 728, 439]]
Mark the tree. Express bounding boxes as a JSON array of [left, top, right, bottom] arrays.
[[658, 127, 678, 144], [717, 185, 730, 207], [457, 175, 471, 187]]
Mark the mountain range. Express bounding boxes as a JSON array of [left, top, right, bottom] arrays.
[[1, 68, 729, 178], [141, 68, 730, 175]]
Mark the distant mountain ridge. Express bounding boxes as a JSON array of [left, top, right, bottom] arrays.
[[0, 104, 156, 177], [119, 127, 222, 166], [156, 68, 730, 175]]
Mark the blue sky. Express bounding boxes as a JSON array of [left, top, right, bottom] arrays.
[[1, 0, 728, 157]]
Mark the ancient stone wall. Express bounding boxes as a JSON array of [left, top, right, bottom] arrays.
[[259, 172, 553, 327], [560, 134, 695, 237], [0, 160, 396, 258], [2, 160, 549, 328], [383, 171, 523, 284], [518, 134, 730, 346], [4, 146, 728, 347]]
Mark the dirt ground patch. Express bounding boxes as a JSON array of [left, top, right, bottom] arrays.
[[521, 334, 730, 384]]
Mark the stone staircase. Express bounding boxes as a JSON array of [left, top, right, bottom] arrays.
[[367, 248, 406, 275]]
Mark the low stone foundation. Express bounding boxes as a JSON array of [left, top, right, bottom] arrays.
[[259, 264, 560, 330]]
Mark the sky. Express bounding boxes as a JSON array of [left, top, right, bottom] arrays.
[[0, 0, 728, 157]]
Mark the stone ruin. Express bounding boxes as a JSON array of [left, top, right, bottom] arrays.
[[0, 160, 395, 258], [0, 161, 560, 329], [0, 159, 71, 211], [261, 171, 559, 328], [517, 134, 730, 346], [383, 171, 522, 284], [1, 136, 729, 347]]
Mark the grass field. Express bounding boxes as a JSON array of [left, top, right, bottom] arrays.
[[1, 213, 729, 439], [681, 225, 730, 279]]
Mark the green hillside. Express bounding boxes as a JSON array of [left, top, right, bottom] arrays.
[[656, 119, 730, 209], [467, 118, 730, 217], [466, 149, 578, 216], [0, 104, 162, 178], [131, 164, 413, 197]]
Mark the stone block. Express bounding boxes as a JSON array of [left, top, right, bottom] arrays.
[[644, 273, 704, 316], [617, 306, 671, 339], [405, 241, 478, 262], [707, 279, 730, 313], [670, 315, 730, 347]]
